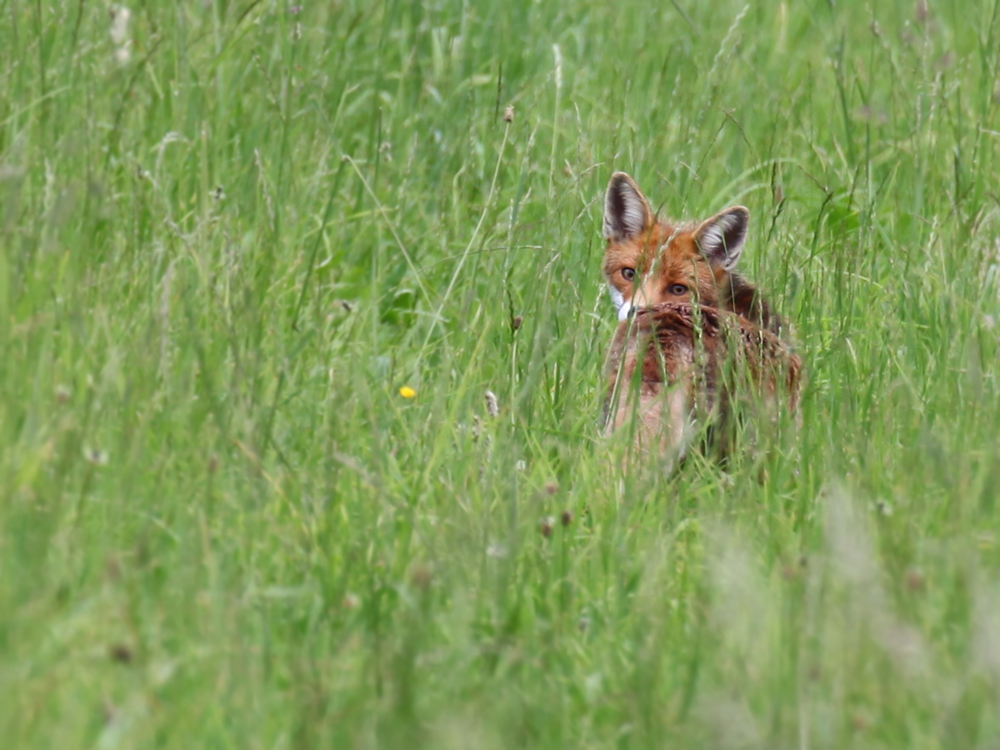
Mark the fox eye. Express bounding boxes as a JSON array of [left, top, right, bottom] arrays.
[[621, 268, 636, 282], [668, 284, 688, 296]]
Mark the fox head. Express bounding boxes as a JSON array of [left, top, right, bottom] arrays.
[[602, 172, 751, 322]]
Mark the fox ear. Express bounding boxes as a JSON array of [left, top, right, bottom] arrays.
[[695, 206, 750, 270], [604, 172, 653, 241]]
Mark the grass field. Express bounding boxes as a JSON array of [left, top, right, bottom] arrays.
[[3, 0, 1000, 746]]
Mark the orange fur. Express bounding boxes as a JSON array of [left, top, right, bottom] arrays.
[[601, 173, 800, 460]]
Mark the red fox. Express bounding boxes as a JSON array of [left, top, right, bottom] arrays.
[[601, 172, 801, 458]]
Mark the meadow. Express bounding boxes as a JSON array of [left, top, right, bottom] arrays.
[[2, 0, 1000, 746]]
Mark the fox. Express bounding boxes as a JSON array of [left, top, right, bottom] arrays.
[[600, 171, 801, 459], [603, 172, 782, 334]]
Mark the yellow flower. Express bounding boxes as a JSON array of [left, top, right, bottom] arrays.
[[399, 386, 416, 399]]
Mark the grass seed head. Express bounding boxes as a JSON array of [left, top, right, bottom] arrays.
[[411, 564, 433, 591], [541, 517, 555, 538], [108, 643, 133, 664], [85, 448, 109, 466], [485, 390, 499, 417], [109, 5, 132, 62]]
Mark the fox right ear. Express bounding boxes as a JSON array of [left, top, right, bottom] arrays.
[[695, 206, 750, 271], [604, 172, 653, 241]]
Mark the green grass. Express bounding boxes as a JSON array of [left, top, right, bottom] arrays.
[[3, 0, 1000, 746]]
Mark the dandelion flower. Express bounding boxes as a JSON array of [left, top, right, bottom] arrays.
[[399, 386, 416, 399]]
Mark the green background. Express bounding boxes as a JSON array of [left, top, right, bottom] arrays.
[[2, 0, 1000, 746]]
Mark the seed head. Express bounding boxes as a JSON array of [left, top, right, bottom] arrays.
[[485, 390, 499, 418], [503, 106, 515, 123], [411, 564, 433, 591], [85, 448, 109, 466], [560, 510, 573, 527], [105, 556, 122, 582], [109, 5, 132, 62], [541, 516, 555, 538], [108, 643, 133, 664], [915, 0, 929, 24]]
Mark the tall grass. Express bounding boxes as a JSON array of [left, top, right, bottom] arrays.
[[2, 0, 1000, 746]]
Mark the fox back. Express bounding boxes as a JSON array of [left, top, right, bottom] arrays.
[[602, 172, 782, 334]]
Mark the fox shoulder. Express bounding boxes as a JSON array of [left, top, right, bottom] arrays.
[[724, 273, 785, 336]]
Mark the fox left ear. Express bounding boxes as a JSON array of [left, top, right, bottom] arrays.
[[695, 206, 750, 270], [603, 172, 653, 241]]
